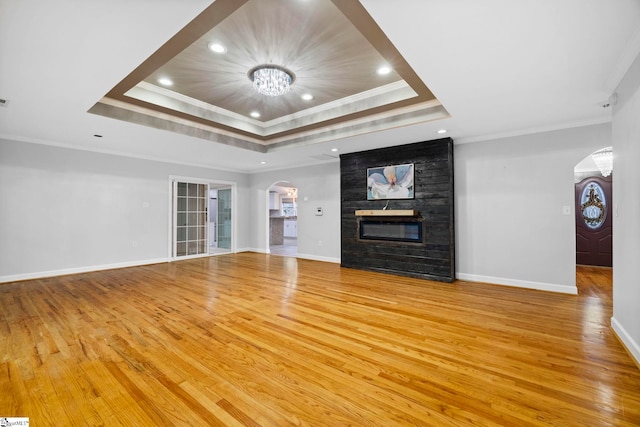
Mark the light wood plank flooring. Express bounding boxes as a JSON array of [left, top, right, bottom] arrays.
[[269, 237, 297, 257], [1, 254, 639, 426]]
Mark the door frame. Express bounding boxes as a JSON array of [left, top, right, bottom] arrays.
[[213, 185, 233, 254], [168, 175, 237, 261]]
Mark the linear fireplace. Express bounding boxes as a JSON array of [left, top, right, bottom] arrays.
[[359, 219, 423, 243], [341, 138, 454, 282]]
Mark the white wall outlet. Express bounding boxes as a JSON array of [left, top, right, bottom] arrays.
[[315, 207, 323, 216]]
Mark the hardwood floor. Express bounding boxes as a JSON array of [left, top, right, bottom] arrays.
[[1, 254, 638, 426], [269, 237, 297, 257]]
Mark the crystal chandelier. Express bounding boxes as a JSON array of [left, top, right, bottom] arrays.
[[591, 146, 613, 177], [249, 65, 294, 97]]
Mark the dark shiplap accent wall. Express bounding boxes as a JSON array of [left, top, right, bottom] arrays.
[[340, 138, 455, 282]]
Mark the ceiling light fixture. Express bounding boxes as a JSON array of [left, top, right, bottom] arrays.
[[249, 65, 294, 97], [208, 42, 226, 54], [591, 147, 613, 177], [437, 129, 447, 134], [301, 93, 314, 101], [377, 65, 392, 75], [158, 77, 173, 86], [250, 111, 261, 118]]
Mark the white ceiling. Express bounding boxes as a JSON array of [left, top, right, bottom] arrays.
[[1, 0, 639, 173]]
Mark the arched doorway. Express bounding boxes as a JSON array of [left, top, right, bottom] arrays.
[[267, 181, 298, 257]]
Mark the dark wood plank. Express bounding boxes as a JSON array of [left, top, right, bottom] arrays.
[[340, 138, 455, 282]]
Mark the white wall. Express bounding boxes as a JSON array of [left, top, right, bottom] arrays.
[[454, 123, 612, 293], [247, 126, 613, 293], [248, 162, 341, 262], [4, 121, 629, 322], [611, 51, 640, 364], [0, 139, 250, 281]]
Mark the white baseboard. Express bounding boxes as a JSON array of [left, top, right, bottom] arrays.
[[237, 247, 267, 254], [456, 272, 578, 294], [295, 253, 341, 264], [611, 316, 640, 366], [0, 257, 168, 284], [238, 247, 340, 264]]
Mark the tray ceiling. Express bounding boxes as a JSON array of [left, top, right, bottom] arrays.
[[89, 0, 448, 153]]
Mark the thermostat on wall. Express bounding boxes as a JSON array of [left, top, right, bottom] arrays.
[[315, 207, 323, 216]]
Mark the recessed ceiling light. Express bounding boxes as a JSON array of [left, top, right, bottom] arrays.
[[437, 129, 447, 134], [377, 65, 392, 75], [250, 111, 261, 118], [330, 148, 338, 152], [301, 93, 314, 101], [158, 77, 173, 86], [208, 42, 226, 54], [260, 161, 267, 165]]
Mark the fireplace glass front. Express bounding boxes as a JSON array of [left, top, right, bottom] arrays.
[[359, 220, 423, 243]]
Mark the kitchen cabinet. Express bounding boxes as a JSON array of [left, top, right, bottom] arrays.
[[284, 219, 297, 238], [269, 192, 281, 211]]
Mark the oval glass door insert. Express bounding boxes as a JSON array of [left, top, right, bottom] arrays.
[[580, 181, 606, 229]]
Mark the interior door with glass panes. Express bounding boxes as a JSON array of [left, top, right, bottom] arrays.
[[173, 181, 208, 258], [217, 188, 232, 250]]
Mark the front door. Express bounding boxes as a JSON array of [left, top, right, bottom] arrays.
[[575, 175, 612, 266]]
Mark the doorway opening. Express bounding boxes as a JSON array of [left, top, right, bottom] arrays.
[[573, 147, 613, 297], [574, 147, 613, 268], [169, 176, 235, 260], [208, 185, 233, 255], [267, 181, 298, 257]]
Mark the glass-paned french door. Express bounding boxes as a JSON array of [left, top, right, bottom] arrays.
[[217, 188, 231, 250], [174, 181, 208, 257]]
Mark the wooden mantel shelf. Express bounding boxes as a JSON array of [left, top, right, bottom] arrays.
[[355, 209, 418, 217]]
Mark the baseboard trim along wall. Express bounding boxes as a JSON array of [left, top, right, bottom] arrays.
[[0, 258, 169, 284], [611, 316, 640, 367], [241, 247, 267, 254], [241, 248, 340, 264], [296, 253, 340, 264], [456, 273, 578, 294]]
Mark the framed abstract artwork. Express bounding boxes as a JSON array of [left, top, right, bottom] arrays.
[[366, 163, 414, 200]]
